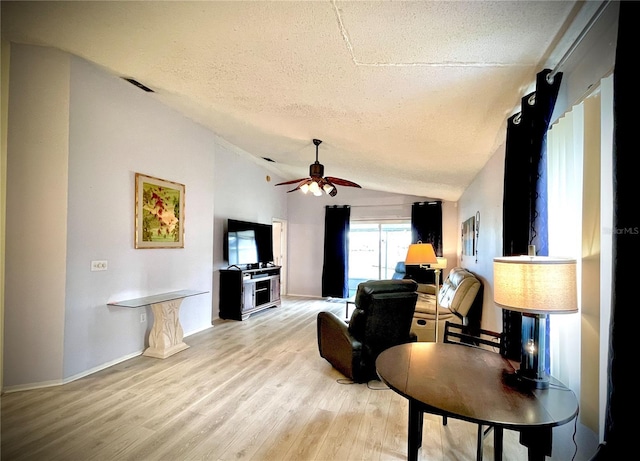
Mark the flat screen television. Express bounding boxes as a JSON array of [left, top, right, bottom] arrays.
[[225, 219, 274, 268]]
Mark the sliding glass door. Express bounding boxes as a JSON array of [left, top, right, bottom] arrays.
[[347, 222, 411, 297]]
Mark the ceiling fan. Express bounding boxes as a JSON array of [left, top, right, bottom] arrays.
[[275, 139, 361, 197]]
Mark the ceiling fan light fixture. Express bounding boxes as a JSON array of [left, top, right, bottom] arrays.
[[309, 181, 322, 196], [300, 183, 310, 194], [323, 183, 335, 195]]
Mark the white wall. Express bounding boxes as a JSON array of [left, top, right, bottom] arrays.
[[5, 45, 70, 388], [4, 45, 219, 389], [212, 140, 288, 319], [456, 143, 506, 333], [63, 55, 217, 378]]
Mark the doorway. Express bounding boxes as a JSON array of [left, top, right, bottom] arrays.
[[272, 219, 287, 295]]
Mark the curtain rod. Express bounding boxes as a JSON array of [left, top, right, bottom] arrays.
[[350, 203, 413, 208], [340, 200, 440, 209], [549, 0, 611, 82]]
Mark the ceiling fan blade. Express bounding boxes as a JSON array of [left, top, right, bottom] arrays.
[[287, 179, 311, 193], [325, 177, 362, 188], [275, 177, 310, 186]]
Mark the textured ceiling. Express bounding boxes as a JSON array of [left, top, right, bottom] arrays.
[[2, 1, 587, 201]]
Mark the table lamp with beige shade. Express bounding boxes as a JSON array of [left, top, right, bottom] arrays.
[[405, 242, 447, 342], [493, 247, 578, 389]]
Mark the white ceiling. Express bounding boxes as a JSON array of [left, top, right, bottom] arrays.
[[2, 1, 591, 201]]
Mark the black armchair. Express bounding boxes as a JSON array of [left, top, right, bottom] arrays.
[[317, 279, 418, 383]]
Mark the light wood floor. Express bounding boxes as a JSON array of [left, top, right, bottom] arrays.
[[2, 296, 562, 460]]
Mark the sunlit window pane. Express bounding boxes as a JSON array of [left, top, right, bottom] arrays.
[[348, 222, 411, 296]]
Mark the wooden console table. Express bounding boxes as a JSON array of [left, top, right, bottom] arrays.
[[108, 290, 207, 359]]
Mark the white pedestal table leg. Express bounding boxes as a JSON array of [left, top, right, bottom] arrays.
[[143, 298, 189, 359]]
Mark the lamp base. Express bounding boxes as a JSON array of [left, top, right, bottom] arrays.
[[516, 313, 549, 389], [504, 370, 550, 390], [516, 370, 550, 389]]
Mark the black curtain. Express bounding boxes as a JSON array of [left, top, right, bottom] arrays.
[[321, 205, 351, 298], [595, 2, 636, 458], [411, 201, 442, 254], [501, 69, 562, 360], [409, 201, 442, 284]]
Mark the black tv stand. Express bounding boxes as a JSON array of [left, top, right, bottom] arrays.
[[219, 266, 281, 320]]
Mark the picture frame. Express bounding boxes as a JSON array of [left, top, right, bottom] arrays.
[[135, 173, 185, 249], [461, 216, 475, 257]]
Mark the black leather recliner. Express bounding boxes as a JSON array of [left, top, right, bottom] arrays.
[[317, 279, 418, 383]]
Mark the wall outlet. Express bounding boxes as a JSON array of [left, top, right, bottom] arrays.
[[91, 260, 108, 271], [140, 313, 147, 323]]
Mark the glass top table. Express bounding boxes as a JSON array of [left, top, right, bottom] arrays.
[[108, 289, 208, 359], [107, 289, 207, 308]]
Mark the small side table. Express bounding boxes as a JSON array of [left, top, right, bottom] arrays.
[[108, 290, 207, 359], [345, 296, 356, 320]]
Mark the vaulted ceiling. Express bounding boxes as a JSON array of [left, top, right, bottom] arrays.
[[2, 1, 593, 201]]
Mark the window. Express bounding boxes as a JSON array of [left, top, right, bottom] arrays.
[[348, 221, 411, 296], [546, 74, 613, 435]]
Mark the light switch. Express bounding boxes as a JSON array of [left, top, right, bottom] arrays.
[[91, 260, 108, 271]]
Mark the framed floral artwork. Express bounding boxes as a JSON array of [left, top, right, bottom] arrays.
[[135, 173, 185, 249]]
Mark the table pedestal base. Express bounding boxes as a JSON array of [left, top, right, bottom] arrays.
[[143, 342, 189, 359], [143, 298, 189, 359]]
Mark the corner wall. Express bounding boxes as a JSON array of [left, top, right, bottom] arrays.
[[5, 45, 70, 387], [1, 37, 11, 393]]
